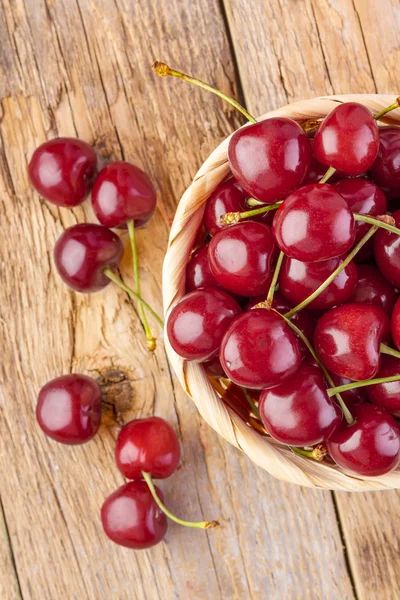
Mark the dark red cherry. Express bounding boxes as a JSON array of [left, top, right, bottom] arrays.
[[366, 355, 400, 416], [374, 209, 400, 288], [370, 126, 400, 192], [314, 303, 390, 381], [220, 308, 301, 389], [327, 403, 400, 476], [185, 245, 221, 293], [302, 139, 343, 185], [167, 288, 241, 362], [115, 417, 180, 480], [101, 481, 167, 549], [392, 297, 400, 350], [208, 221, 275, 297], [228, 118, 312, 203], [272, 184, 356, 262], [92, 161, 156, 228], [354, 265, 397, 315], [203, 179, 247, 235], [36, 374, 102, 444], [259, 363, 341, 446], [329, 372, 366, 408], [54, 223, 124, 293], [28, 137, 97, 207], [313, 102, 379, 176], [203, 357, 226, 378], [279, 255, 357, 311]]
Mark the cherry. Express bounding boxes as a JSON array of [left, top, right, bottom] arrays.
[[313, 102, 379, 176], [101, 481, 167, 549], [314, 303, 390, 381], [272, 184, 356, 262], [167, 288, 241, 362], [36, 374, 102, 444], [259, 362, 341, 446], [91, 161, 156, 229], [115, 417, 180, 480], [228, 118, 312, 203], [392, 297, 400, 350], [54, 224, 124, 293], [353, 265, 397, 315], [208, 221, 275, 297], [366, 355, 400, 416], [185, 245, 221, 293], [203, 357, 226, 378], [374, 209, 400, 287], [28, 138, 97, 207], [279, 255, 357, 311], [370, 126, 400, 192], [203, 179, 247, 235], [220, 308, 302, 389], [326, 403, 400, 476], [329, 372, 366, 408]]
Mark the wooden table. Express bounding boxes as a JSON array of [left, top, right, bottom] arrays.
[[1, 1, 400, 598]]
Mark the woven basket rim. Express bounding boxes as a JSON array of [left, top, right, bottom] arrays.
[[162, 93, 400, 491]]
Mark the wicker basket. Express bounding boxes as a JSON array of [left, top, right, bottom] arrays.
[[162, 94, 400, 491]]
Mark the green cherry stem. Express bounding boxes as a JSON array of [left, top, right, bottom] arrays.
[[141, 471, 220, 529], [327, 375, 400, 397], [220, 201, 282, 225], [374, 97, 400, 121], [319, 165, 337, 184], [354, 213, 399, 235], [242, 388, 261, 420], [152, 61, 256, 124], [266, 251, 284, 307], [291, 445, 327, 461], [247, 198, 267, 207], [380, 343, 400, 359]]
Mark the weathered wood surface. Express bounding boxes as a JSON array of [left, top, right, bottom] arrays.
[[0, 1, 398, 599]]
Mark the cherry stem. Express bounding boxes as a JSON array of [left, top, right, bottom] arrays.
[[266, 251, 284, 307], [374, 97, 400, 121], [380, 343, 400, 360], [291, 445, 327, 461], [242, 388, 261, 419], [247, 198, 267, 208], [220, 201, 282, 225], [328, 375, 400, 397], [152, 60, 256, 124], [127, 220, 156, 351], [354, 213, 400, 235], [103, 268, 164, 328], [319, 166, 336, 184], [141, 471, 220, 529], [285, 225, 378, 319]]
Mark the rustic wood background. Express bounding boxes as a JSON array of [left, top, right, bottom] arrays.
[[1, 1, 400, 599]]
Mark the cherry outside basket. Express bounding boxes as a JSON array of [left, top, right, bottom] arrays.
[[162, 94, 400, 491]]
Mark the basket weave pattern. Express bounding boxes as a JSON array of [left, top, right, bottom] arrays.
[[163, 94, 400, 491]]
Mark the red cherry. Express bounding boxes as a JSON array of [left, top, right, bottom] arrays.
[[374, 209, 400, 287], [115, 417, 180, 480], [370, 126, 400, 192], [28, 138, 97, 207], [327, 404, 400, 476], [272, 184, 356, 262], [366, 355, 400, 416], [392, 297, 400, 350], [328, 372, 366, 408], [91, 161, 156, 228], [354, 265, 397, 315], [314, 303, 390, 381], [220, 308, 302, 389], [228, 118, 312, 203], [259, 363, 341, 446], [279, 255, 357, 311], [167, 288, 241, 362], [36, 374, 102, 444], [208, 221, 275, 296], [185, 245, 221, 293], [54, 224, 124, 293], [101, 481, 167, 549], [313, 103, 379, 176], [203, 179, 247, 235]]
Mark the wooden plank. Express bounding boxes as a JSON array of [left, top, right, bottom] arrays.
[[0, 497, 22, 600]]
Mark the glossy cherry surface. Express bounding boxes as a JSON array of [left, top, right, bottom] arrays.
[[279, 255, 357, 311], [203, 179, 247, 235], [185, 245, 221, 293], [92, 161, 156, 228], [370, 126, 400, 191], [28, 137, 97, 207], [228, 118, 312, 203], [374, 209, 400, 288], [259, 363, 341, 446], [167, 288, 241, 362], [115, 417, 180, 480], [313, 102, 379, 176], [314, 303, 390, 381], [272, 184, 355, 262], [208, 221, 275, 297], [54, 223, 124, 293], [329, 372, 366, 408], [353, 265, 397, 315], [101, 481, 167, 549], [36, 374, 102, 444], [220, 308, 302, 389], [392, 297, 400, 350], [366, 355, 400, 416], [327, 404, 400, 476]]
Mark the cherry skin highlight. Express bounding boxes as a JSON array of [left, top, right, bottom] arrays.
[[392, 297, 400, 350], [366, 355, 400, 416], [370, 126, 400, 192], [313, 102, 379, 176], [353, 265, 397, 315], [36, 374, 102, 444], [327, 404, 400, 476], [167, 288, 241, 362], [101, 481, 167, 549], [374, 209, 400, 288], [220, 308, 302, 389], [54, 223, 124, 293], [272, 184, 356, 262], [185, 245, 221, 293], [28, 137, 97, 207], [92, 161, 156, 228], [228, 117, 312, 203]]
